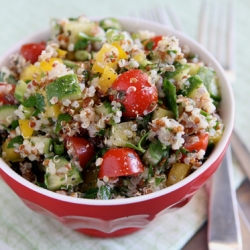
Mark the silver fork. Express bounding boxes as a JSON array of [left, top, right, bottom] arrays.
[[136, 2, 242, 249], [198, 1, 242, 249]]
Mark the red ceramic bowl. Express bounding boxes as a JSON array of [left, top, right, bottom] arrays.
[[0, 17, 234, 238]]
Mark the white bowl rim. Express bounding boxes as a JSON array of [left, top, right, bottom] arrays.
[[0, 16, 235, 206]]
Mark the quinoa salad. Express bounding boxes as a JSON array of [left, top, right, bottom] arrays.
[[0, 16, 223, 200]]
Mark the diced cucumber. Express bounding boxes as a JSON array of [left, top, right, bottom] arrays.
[[75, 50, 90, 61], [143, 140, 165, 166], [0, 105, 18, 128], [152, 106, 174, 120], [95, 101, 112, 116], [197, 66, 221, 101], [187, 62, 202, 76], [107, 121, 137, 147], [63, 21, 97, 44], [14, 80, 27, 103], [62, 60, 79, 69], [44, 156, 83, 191], [30, 136, 53, 155], [164, 62, 190, 81], [53, 141, 65, 155], [99, 17, 122, 31], [46, 74, 81, 105], [22, 106, 35, 119], [182, 75, 207, 98]]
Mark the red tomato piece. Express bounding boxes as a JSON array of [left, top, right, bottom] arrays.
[[98, 148, 144, 178], [144, 36, 163, 50], [0, 83, 16, 105], [66, 137, 95, 170], [109, 69, 158, 117], [180, 132, 209, 163], [20, 42, 46, 64], [184, 132, 209, 152]]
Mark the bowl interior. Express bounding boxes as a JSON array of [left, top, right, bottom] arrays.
[[0, 16, 235, 206]]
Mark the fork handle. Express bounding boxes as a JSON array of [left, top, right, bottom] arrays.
[[208, 145, 242, 250]]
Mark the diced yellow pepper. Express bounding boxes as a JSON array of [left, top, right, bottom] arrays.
[[45, 104, 61, 118], [1, 139, 23, 162], [209, 126, 223, 145], [92, 43, 119, 73], [19, 120, 34, 139], [40, 58, 63, 71], [111, 42, 128, 59], [20, 65, 42, 82], [133, 52, 146, 62], [166, 163, 192, 186], [56, 49, 67, 59], [98, 65, 118, 94]]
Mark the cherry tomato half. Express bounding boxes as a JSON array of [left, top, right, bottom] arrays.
[[109, 69, 158, 117], [180, 132, 209, 163], [20, 42, 46, 64], [65, 137, 95, 170], [144, 36, 163, 50], [184, 132, 209, 152], [98, 148, 144, 178], [0, 83, 16, 105]]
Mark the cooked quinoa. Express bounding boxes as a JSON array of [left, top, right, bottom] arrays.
[[0, 16, 223, 200]]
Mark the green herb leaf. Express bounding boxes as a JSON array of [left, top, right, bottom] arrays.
[[0, 71, 17, 84], [35, 93, 46, 112], [55, 113, 72, 133], [74, 39, 88, 51], [180, 147, 189, 155], [164, 62, 189, 79], [22, 95, 36, 108], [167, 49, 177, 55], [7, 135, 23, 148], [22, 93, 45, 116], [148, 164, 153, 180], [136, 113, 152, 130], [53, 141, 64, 155], [103, 101, 112, 111], [125, 132, 149, 153], [78, 32, 102, 42], [155, 177, 165, 186], [99, 185, 112, 200], [200, 110, 209, 117], [162, 78, 178, 118], [11, 120, 19, 130], [0, 124, 9, 131], [145, 41, 154, 50], [69, 17, 78, 21], [84, 187, 98, 199], [85, 147, 108, 170], [149, 140, 164, 162]]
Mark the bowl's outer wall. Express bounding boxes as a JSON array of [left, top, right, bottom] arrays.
[[0, 145, 227, 237], [0, 17, 234, 237]]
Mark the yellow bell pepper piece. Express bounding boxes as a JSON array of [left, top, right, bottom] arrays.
[[45, 104, 61, 118], [20, 65, 42, 82], [40, 58, 63, 71], [92, 43, 119, 73], [98, 65, 118, 94], [133, 52, 146, 62], [19, 120, 34, 139], [56, 49, 67, 59], [1, 139, 23, 162], [166, 163, 192, 186], [111, 42, 128, 59]]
